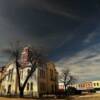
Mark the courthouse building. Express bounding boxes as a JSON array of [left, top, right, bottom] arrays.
[[0, 47, 58, 97]]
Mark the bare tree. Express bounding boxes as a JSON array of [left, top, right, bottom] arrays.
[[60, 68, 76, 93], [2, 42, 47, 97]]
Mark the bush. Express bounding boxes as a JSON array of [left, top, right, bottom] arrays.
[[66, 87, 78, 95]]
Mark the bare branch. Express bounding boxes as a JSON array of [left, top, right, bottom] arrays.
[[60, 68, 77, 92]]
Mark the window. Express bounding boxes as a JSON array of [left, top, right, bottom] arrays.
[[8, 85, 11, 94], [51, 85, 54, 93], [50, 69, 53, 80], [97, 83, 99, 86], [39, 69, 42, 77], [83, 84, 85, 87], [27, 69, 30, 75], [27, 83, 29, 90], [94, 83, 96, 86], [42, 70, 45, 78], [40, 82, 45, 91], [8, 70, 10, 81], [8, 69, 13, 81], [39, 69, 45, 78], [11, 69, 13, 81], [30, 82, 33, 90]]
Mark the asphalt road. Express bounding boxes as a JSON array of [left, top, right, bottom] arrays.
[[0, 97, 65, 100], [1, 94, 100, 100]]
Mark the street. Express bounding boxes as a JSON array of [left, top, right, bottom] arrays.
[[0, 97, 65, 100], [1, 94, 100, 100]]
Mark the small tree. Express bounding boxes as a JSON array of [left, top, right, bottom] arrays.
[[3, 42, 46, 97], [60, 68, 76, 94]]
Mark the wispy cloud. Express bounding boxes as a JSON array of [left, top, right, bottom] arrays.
[[17, 0, 81, 20], [54, 34, 74, 49], [56, 43, 100, 82], [83, 25, 100, 45], [83, 32, 96, 44]]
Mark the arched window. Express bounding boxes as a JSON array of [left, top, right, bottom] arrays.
[[8, 85, 11, 94]]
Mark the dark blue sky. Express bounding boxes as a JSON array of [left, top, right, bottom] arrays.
[[0, 0, 100, 82]]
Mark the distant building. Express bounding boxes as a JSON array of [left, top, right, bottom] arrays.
[[0, 47, 58, 97], [75, 81, 93, 91], [58, 82, 64, 91], [72, 81, 100, 93], [58, 80, 100, 94]]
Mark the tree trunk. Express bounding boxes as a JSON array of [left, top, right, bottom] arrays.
[[64, 85, 67, 96], [19, 89, 24, 98]]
